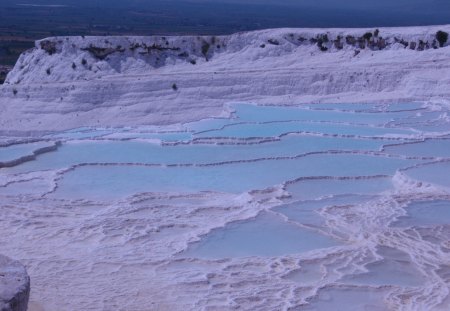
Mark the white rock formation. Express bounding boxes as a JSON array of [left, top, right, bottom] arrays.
[[1, 25, 449, 132], [0, 255, 30, 311]]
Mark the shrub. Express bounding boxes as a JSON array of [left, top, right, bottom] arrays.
[[363, 32, 373, 41], [346, 35, 356, 45], [432, 40, 438, 49], [189, 59, 196, 65], [201, 42, 210, 56], [81, 58, 87, 66], [40, 40, 57, 55], [318, 34, 329, 43], [172, 83, 178, 91], [81, 45, 119, 60], [46, 68, 51, 75], [436, 31, 449, 47], [317, 34, 329, 51]]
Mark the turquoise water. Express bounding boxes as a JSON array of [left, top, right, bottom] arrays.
[[393, 200, 450, 228], [4, 135, 385, 174], [305, 102, 424, 112], [194, 120, 414, 139], [0, 141, 53, 162], [385, 139, 450, 158], [232, 103, 417, 125], [2, 103, 449, 297], [405, 161, 450, 188], [302, 286, 388, 311], [2, 102, 449, 310], [340, 246, 425, 287], [286, 177, 393, 201], [274, 195, 377, 226], [53, 154, 420, 199], [181, 212, 338, 258]]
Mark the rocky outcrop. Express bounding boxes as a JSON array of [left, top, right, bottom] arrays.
[[0, 255, 30, 311]]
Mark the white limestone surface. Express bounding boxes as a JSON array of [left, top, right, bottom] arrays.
[[1, 25, 450, 311], [1, 25, 450, 132]]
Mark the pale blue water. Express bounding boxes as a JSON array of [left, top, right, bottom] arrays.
[[53, 154, 420, 199], [4, 135, 385, 174], [306, 102, 424, 112], [194, 120, 414, 139], [45, 129, 114, 139], [275, 195, 377, 226], [384, 139, 450, 158], [232, 103, 417, 125], [0, 103, 450, 286], [302, 286, 388, 311], [393, 200, 450, 228], [0, 141, 52, 162], [186, 118, 236, 133], [0, 142, 49, 162], [405, 161, 450, 188], [286, 177, 393, 201], [340, 246, 425, 287], [181, 212, 338, 258], [7, 103, 434, 202], [2, 102, 449, 303]]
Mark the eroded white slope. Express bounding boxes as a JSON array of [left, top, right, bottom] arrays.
[[1, 25, 450, 132]]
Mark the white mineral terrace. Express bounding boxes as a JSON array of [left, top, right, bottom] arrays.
[[0, 25, 450, 132], [0, 26, 450, 311]]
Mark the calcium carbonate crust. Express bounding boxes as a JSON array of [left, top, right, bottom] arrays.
[[1, 25, 450, 132]]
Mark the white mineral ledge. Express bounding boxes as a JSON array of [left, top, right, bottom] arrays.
[[0, 255, 30, 311]]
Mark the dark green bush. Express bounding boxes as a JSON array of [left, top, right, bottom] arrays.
[[40, 40, 57, 55], [201, 42, 210, 56], [436, 31, 448, 47], [363, 32, 373, 41], [319, 34, 329, 43]]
